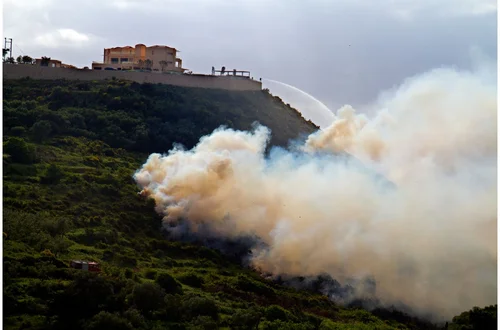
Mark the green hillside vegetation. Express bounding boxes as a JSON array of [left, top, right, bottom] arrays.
[[3, 78, 494, 330]]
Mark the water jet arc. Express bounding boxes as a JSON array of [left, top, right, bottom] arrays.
[[262, 79, 335, 129]]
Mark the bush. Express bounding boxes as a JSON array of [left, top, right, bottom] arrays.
[[123, 308, 146, 329], [41, 164, 64, 184], [178, 272, 204, 288], [50, 272, 117, 324], [124, 268, 133, 279], [189, 315, 218, 330], [264, 305, 293, 322], [144, 268, 157, 279], [3, 137, 36, 164], [182, 296, 219, 321], [161, 294, 182, 322], [85, 311, 133, 330], [10, 126, 26, 137], [231, 307, 262, 329], [131, 283, 165, 315], [31, 120, 53, 142], [235, 274, 275, 297], [155, 272, 183, 294]]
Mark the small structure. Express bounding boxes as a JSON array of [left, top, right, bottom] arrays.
[[214, 68, 251, 78], [34, 57, 75, 68], [70, 260, 101, 272], [35, 58, 62, 68]]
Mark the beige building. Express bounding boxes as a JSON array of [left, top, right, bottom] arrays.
[[35, 58, 76, 69], [92, 44, 185, 72], [35, 58, 62, 67]]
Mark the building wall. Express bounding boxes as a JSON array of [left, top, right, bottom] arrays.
[[135, 44, 146, 61], [3, 64, 262, 91], [34, 59, 62, 67], [145, 46, 180, 71], [104, 47, 135, 64], [97, 44, 183, 72], [92, 62, 134, 70]]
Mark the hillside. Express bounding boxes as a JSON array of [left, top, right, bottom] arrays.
[[3, 78, 494, 330]]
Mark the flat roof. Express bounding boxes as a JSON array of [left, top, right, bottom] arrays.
[[104, 45, 179, 51]]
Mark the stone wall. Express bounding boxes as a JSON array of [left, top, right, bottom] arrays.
[[3, 64, 262, 91]]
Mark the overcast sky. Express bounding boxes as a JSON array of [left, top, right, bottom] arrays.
[[3, 0, 497, 111]]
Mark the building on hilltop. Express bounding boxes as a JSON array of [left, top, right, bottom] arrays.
[[91, 44, 186, 72], [34, 57, 76, 69]]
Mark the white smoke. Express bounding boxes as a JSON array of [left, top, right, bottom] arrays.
[[134, 64, 497, 320]]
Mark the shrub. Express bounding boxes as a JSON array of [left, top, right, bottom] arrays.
[[231, 307, 262, 329], [85, 311, 133, 330], [131, 283, 165, 315], [144, 269, 157, 279], [31, 120, 53, 142], [3, 137, 36, 164], [124, 268, 133, 279], [264, 305, 292, 322], [155, 272, 183, 294], [161, 294, 182, 322], [123, 308, 146, 329], [10, 126, 26, 137], [189, 315, 218, 330], [41, 164, 64, 184], [235, 274, 275, 297], [182, 296, 219, 321], [178, 272, 204, 288]]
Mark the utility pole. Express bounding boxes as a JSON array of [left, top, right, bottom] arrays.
[[4, 38, 13, 59]]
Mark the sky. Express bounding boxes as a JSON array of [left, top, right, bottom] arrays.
[[3, 0, 497, 111]]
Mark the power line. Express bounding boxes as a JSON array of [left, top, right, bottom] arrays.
[[15, 44, 26, 57]]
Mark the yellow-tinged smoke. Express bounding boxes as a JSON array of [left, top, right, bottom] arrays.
[[134, 66, 497, 319]]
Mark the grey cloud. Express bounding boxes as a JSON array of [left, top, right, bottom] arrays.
[[3, 0, 496, 111]]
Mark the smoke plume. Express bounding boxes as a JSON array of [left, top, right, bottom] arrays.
[[134, 65, 497, 320]]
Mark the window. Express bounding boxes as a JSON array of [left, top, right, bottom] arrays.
[[111, 58, 119, 64], [120, 58, 128, 63]]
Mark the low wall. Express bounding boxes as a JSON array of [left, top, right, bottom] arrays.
[[3, 64, 262, 91]]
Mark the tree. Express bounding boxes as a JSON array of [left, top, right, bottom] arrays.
[[144, 59, 153, 71], [40, 56, 51, 66], [16, 55, 22, 64], [6, 57, 15, 64], [449, 305, 497, 330], [2, 48, 8, 61], [159, 60, 168, 72], [137, 60, 144, 70], [22, 55, 33, 64]]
